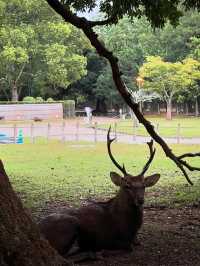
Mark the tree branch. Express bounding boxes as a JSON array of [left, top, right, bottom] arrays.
[[46, 0, 200, 185], [88, 16, 118, 27]]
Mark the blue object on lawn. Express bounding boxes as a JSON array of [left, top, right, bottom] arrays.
[[0, 133, 11, 143], [17, 129, 24, 144]]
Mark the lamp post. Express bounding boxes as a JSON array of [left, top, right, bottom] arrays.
[[136, 76, 144, 112]]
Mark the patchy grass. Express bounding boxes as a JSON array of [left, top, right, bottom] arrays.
[[98, 116, 200, 138], [0, 141, 200, 209]]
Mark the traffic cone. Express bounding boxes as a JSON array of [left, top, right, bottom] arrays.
[[17, 129, 24, 144]]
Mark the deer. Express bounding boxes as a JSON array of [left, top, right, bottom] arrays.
[[38, 127, 160, 258]]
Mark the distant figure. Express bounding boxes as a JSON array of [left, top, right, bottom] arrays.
[[84, 106, 92, 123], [119, 108, 122, 119]]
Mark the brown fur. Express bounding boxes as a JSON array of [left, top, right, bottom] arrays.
[[39, 136, 160, 257], [38, 172, 160, 256]]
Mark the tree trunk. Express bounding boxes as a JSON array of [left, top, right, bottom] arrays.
[[176, 103, 179, 115], [195, 97, 199, 117], [185, 102, 189, 116], [157, 102, 160, 115], [0, 160, 69, 266], [166, 99, 172, 120], [11, 84, 19, 102]]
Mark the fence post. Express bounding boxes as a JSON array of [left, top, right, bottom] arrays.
[[94, 122, 97, 143], [76, 121, 79, 141], [13, 124, 17, 144], [61, 120, 66, 143], [114, 122, 117, 142], [177, 123, 181, 144], [30, 122, 35, 144], [47, 122, 51, 142], [156, 123, 159, 134], [133, 122, 137, 141]]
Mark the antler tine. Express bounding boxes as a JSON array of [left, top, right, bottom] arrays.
[[139, 139, 156, 176], [107, 126, 127, 176]]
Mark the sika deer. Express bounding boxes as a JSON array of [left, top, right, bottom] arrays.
[[38, 127, 160, 257]]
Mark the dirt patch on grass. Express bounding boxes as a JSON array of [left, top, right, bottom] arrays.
[[35, 204, 200, 266]]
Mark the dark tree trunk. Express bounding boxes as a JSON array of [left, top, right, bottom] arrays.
[[0, 160, 69, 266], [195, 97, 199, 117], [95, 98, 107, 113]]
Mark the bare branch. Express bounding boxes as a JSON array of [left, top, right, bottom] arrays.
[[89, 16, 118, 27], [46, 0, 200, 185], [178, 152, 200, 159]]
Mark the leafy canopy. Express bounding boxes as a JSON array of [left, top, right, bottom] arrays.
[[61, 0, 200, 27]]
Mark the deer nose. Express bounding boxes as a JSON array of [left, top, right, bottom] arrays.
[[138, 198, 144, 205]]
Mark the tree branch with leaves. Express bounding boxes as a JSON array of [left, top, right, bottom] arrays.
[[46, 0, 200, 185]]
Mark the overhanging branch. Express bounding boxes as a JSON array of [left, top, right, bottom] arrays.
[[46, 0, 200, 185]]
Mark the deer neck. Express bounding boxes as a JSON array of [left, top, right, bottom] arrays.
[[110, 188, 143, 215]]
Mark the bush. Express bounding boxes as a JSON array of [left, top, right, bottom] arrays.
[[46, 97, 54, 102], [35, 97, 44, 103], [22, 96, 35, 103]]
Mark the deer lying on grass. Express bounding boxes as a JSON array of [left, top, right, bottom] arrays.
[[38, 127, 160, 257]]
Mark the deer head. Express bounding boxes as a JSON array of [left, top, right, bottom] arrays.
[[107, 127, 160, 206]]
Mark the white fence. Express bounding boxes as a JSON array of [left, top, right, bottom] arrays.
[[0, 121, 199, 145]]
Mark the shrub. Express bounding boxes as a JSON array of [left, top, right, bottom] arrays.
[[35, 97, 44, 103], [46, 97, 54, 102], [22, 96, 35, 103]]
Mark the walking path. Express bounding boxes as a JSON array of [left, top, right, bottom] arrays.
[[0, 117, 200, 144]]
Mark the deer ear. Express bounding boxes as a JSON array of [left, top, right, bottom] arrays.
[[144, 174, 160, 187], [110, 172, 124, 186]]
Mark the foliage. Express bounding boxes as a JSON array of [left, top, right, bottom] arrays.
[[35, 97, 44, 102], [46, 97, 54, 102], [139, 56, 200, 119], [0, 0, 89, 101], [189, 37, 200, 60], [23, 96, 35, 102], [60, 0, 200, 27]]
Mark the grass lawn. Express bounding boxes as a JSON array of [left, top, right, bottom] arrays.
[[98, 116, 200, 138], [0, 140, 200, 210]]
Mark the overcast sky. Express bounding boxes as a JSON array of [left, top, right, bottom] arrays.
[[78, 2, 100, 20]]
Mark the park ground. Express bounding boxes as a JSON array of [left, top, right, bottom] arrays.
[[0, 135, 200, 265], [50, 204, 199, 266]]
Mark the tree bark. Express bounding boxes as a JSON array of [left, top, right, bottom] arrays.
[[0, 160, 69, 266], [11, 84, 19, 102], [166, 98, 172, 120]]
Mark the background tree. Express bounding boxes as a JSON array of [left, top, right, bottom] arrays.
[[46, 0, 200, 184], [139, 56, 200, 120], [0, 0, 88, 101]]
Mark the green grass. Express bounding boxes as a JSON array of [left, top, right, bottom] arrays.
[[0, 140, 200, 210], [98, 116, 200, 138]]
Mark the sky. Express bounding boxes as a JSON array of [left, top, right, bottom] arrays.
[[78, 2, 100, 20]]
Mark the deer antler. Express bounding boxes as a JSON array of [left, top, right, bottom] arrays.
[[139, 139, 156, 176], [107, 126, 127, 176]]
